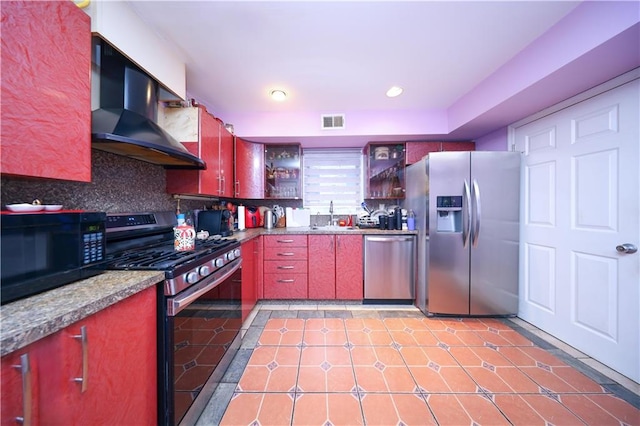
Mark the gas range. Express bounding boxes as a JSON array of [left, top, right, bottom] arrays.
[[104, 212, 244, 425], [104, 211, 241, 295]]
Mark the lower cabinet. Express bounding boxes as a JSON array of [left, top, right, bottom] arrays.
[[263, 235, 308, 299], [309, 234, 363, 300], [241, 237, 262, 321], [1, 286, 157, 425]]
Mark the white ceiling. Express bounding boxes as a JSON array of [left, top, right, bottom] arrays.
[[129, 1, 581, 145]]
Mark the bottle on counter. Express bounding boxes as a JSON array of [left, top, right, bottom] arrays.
[[394, 207, 402, 230], [407, 210, 416, 231]]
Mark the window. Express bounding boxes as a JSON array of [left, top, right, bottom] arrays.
[[302, 149, 363, 215]]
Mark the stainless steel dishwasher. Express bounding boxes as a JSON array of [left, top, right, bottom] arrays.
[[364, 235, 415, 301]]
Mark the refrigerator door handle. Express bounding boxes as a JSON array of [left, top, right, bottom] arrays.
[[472, 179, 481, 247], [463, 180, 471, 248]]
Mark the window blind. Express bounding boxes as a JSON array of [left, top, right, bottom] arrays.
[[302, 149, 363, 215]]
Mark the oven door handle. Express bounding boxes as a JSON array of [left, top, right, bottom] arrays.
[[167, 258, 242, 316]]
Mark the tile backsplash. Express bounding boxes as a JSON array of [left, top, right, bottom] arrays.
[[1, 150, 206, 213]]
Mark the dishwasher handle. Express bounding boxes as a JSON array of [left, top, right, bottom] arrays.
[[366, 236, 415, 242]]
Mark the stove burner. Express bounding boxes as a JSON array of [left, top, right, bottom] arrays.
[[105, 238, 235, 270]]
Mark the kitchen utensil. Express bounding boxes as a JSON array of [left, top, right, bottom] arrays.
[[272, 205, 286, 227], [360, 201, 372, 215]]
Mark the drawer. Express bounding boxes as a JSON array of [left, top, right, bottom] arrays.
[[264, 260, 308, 274], [264, 273, 308, 299], [263, 246, 308, 260], [264, 235, 308, 248]]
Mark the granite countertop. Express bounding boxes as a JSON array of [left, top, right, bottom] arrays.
[[0, 270, 164, 356], [230, 227, 418, 243]]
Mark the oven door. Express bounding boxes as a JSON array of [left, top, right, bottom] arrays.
[[159, 258, 242, 426]]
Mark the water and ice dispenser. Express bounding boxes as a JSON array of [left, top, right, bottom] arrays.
[[435, 196, 463, 232]]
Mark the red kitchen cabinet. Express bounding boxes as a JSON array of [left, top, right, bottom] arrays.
[[1, 287, 157, 425], [263, 235, 308, 299], [405, 142, 442, 165], [308, 234, 363, 300], [308, 235, 336, 299], [241, 237, 262, 321], [219, 124, 235, 197], [335, 235, 363, 300], [235, 138, 265, 198], [441, 141, 476, 152], [1, 335, 51, 426], [405, 141, 475, 165], [1, 1, 92, 182], [163, 105, 234, 197]]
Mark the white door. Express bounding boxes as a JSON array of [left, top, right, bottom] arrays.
[[514, 78, 640, 382]]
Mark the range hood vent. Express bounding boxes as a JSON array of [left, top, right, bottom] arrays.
[[91, 39, 205, 170]]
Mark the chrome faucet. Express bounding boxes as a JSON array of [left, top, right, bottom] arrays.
[[329, 200, 334, 226]]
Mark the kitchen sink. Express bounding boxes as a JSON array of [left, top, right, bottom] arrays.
[[310, 225, 357, 231]]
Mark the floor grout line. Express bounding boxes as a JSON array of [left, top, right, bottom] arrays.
[[197, 304, 640, 425]]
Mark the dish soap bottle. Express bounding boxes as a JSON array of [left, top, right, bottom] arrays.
[[407, 210, 416, 231]]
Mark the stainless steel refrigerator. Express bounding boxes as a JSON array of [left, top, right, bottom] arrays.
[[405, 151, 521, 316]]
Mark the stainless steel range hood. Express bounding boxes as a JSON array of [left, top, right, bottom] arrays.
[[91, 39, 205, 170]]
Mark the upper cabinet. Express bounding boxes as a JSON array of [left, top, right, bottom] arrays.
[[1, 1, 92, 182], [364, 143, 406, 199], [161, 105, 234, 197], [265, 144, 302, 199], [235, 138, 265, 199], [405, 141, 475, 165]]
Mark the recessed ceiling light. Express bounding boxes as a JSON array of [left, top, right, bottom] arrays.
[[386, 86, 404, 98], [270, 89, 287, 101]]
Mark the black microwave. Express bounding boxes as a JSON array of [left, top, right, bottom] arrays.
[[1, 211, 107, 305]]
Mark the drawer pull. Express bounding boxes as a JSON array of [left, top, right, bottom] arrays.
[[277, 252, 295, 256], [277, 265, 295, 269], [277, 279, 295, 283], [12, 353, 32, 425], [277, 239, 295, 243]]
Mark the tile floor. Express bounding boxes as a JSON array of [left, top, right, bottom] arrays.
[[196, 302, 640, 426]]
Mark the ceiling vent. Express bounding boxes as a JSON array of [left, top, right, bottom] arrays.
[[321, 114, 345, 130]]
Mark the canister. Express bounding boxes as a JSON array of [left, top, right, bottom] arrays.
[[264, 210, 274, 229]]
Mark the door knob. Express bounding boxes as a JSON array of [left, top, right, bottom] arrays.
[[616, 243, 638, 254]]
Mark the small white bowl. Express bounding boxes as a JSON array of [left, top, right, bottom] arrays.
[[6, 204, 45, 212], [44, 205, 63, 211]]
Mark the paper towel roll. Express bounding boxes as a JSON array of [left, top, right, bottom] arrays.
[[237, 205, 246, 230]]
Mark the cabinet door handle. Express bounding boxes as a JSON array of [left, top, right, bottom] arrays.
[[277, 279, 295, 283], [277, 252, 295, 256], [277, 239, 295, 243], [277, 265, 295, 269], [12, 353, 32, 426], [235, 180, 240, 197], [72, 325, 88, 392]]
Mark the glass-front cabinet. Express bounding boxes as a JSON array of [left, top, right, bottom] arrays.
[[265, 144, 302, 199], [365, 143, 406, 199]]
